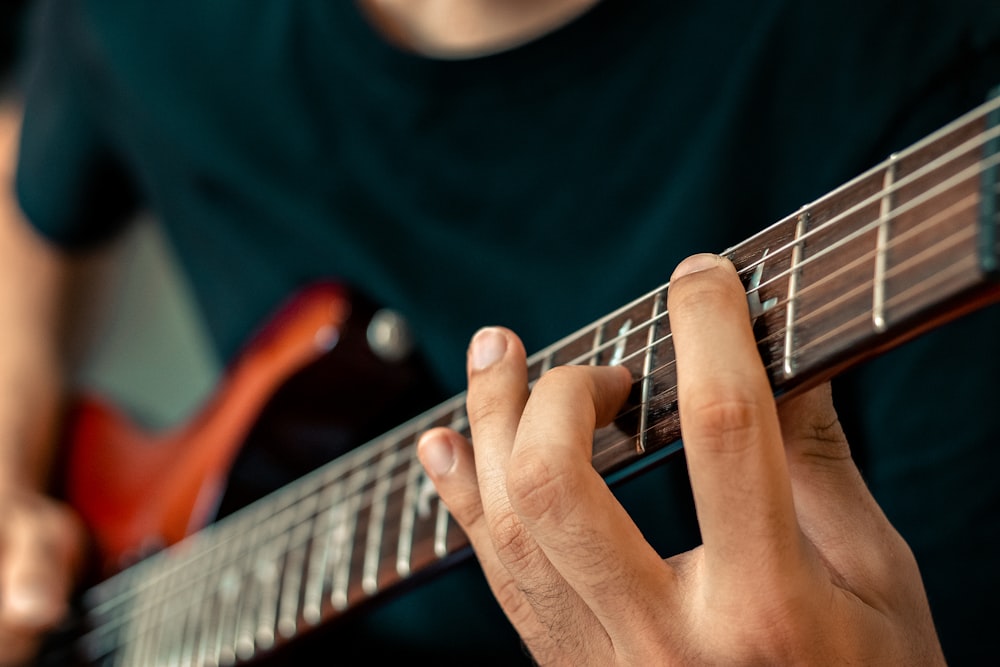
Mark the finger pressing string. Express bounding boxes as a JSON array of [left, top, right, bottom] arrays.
[[667, 254, 804, 588]]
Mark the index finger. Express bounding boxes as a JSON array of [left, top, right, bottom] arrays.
[[666, 254, 803, 584]]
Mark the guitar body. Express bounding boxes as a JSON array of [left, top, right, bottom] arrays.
[[61, 282, 442, 579]]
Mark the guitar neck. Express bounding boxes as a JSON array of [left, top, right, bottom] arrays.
[[71, 96, 1000, 666]]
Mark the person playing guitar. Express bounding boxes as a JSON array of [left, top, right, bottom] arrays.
[[2, 0, 1000, 664]]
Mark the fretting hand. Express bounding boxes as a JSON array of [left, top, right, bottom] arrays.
[[417, 253, 945, 665]]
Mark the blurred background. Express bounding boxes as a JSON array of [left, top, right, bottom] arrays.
[[2, 0, 220, 432]]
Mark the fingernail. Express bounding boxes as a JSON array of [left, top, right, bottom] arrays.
[[671, 253, 723, 280], [470, 327, 507, 370], [419, 432, 456, 477]]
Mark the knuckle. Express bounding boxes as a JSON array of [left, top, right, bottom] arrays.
[[466, 391, 509, 429], [797, 419, 851, 462], [781, 385, 851, 461], [486, 509, 537, 569], [506, 450, 573, 525], [685, 389, 763, 453], [445, 487, 486, 533]]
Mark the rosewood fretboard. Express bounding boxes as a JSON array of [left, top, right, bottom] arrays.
[[67, 94, 1000, 666]]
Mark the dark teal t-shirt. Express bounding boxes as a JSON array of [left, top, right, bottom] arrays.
[[16, 0, 1000, 664]]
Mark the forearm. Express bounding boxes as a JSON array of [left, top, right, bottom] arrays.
[[0, 99, 70, 493]]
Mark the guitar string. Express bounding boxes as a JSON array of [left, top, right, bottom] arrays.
[[76, 108, 1000, 656], [84, 201, 992, 664], [587, 192, 982, 437], [88, 213, 988, 661], [80, 134, 1000, 664], [509, 117, 1000, 386], [78, 115, 999, 656], [83, 204, 993, 664]]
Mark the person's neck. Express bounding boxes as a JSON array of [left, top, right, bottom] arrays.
[[357, 0, 601, 58]]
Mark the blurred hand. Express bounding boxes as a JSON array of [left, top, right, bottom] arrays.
[[0, 487, 86, 666], [418, 253, 945, 665]]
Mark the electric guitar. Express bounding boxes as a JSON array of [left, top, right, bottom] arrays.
[[43, 95, 1000, 665]]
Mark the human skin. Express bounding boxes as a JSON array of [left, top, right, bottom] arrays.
[[0, 102, 87, 667], [418, 254, 946, 665], [0, 4, 600, 661]]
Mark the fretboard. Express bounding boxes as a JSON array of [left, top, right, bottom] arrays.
[[71, 95, 1000, 666]]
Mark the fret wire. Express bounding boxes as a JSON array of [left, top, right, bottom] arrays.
[[677, 217, 978, 402], [638, 292, 665, 453], [587, 244, 986, 467], [197, 565, 221, 667], [303, 480, 344, 625], [225, 503, 270, 658], [175, 581, 200, 667], [78, 138, 992, 648], [538, 351, 554, 375], [162, 582, 188, 667], [231, 524, 263, 661], [597, 227, 962, 431], [733, 190, 982, 364], [520, 144, 996, 391], [194, 533, 224, 667], [558, 135, 1000, 381], [396, 437, 428, 577], [759, 248, 981, 380], [434, 493, 451, 558], [590, 322, 605, 365], [278, 489, 322, 638], [277, 525, 309, 639], [156, 590, 176, 667], [77, 218, 979, 661], [742, 120, 1000, 277], [213, 528, 247, 665], [362, 444, 404, 595], [125, 564, 159, 666], [226, 506, 270, 664], [574, 209, 981, 436], [750, 194, 980, 361], [873, 154, 898, 332], [253, 505, 292, 656], [331, 464, 369, 611], [253, 521, 289, 652], [749, 150, 999, 307], [749, 213, 976, 377], [74, 104, 1000, 657], [783, 212, 808, 377], [730, 153, 992, 332], [83, 480, 301, 630], [523, 104, 1000, 382], [74, 183, 980, 656], [94, 441, 398, 646], [145, 592, 165, 667]]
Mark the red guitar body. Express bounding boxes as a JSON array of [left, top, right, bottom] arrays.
[[60, 282, 439, 577]]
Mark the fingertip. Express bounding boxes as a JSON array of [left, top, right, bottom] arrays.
[[610, 361, 635, 389], [594, 363, 636, 426], [418, 428, 459, 478], [669, 253, 732, 281], [468, 327, 509, 371]]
